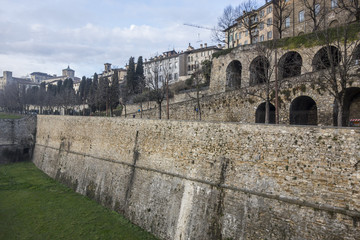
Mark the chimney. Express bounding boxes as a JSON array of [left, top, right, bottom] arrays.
[[200, 44, 203, 48], [204, 43, 207, 48], [218, 44, 222, 48]]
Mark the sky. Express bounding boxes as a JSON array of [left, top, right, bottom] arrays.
[[0, 0, 257, 78]]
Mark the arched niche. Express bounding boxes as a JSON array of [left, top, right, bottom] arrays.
[[226, 60, 242, 90], [333, 87, 360, 126], [255, 102, 275, 124], [278, 51, 302, 79], [312, 46, 341, 71], [250, 56, 270, 86], [290, 96, 318, 125]]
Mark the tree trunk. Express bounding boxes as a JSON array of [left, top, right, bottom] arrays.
[[124, 104, 127, 118], [265, 99, 270, 124], [140, 101, 143, 118], [166, 81, 169, 120], [158, 102, 162, 119]]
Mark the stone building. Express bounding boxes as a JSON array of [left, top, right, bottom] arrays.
[[98, 63, 127, 83], [182, 43, 221, 76], [144, 50, 186, 86], [226, 0, 354, 48], [0, 71, 36, 91], [144, 44, 221, 87]]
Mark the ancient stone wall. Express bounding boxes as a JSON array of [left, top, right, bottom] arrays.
[[0, 116, 37, 163], [33, 115, 360, 240]]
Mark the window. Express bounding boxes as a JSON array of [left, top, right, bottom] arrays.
[[267, 6, 272, 14], [244, 40, 248, 45], [315, 4, 320, 16], [259, 22, 264, 30], [175, 62, 178, 69], [267, 18, 272, 26], [159, 65, 162, 72], [260, 35, 264, 42], [285, 17, 290, 28], [299, 10, 304, 22], [235, 33, 238, 40], [188, 56, 190, 62], [267, 31, 272, 40], [331, 0, 338, 8], [245, 30, 248, 36], [239, 32, 242, 39], [174, 73, 178, 80], [169, 63, 172, 69], [188, 65, 191, 71], [169, 74, 172, 80], [259, 10, 264, 18]]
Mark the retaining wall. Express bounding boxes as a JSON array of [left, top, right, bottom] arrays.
[[0, 116, 37, 163], [33, 115, 360, 240]]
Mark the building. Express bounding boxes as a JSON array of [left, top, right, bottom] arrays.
[[144, 50, 186, 86], [225, 0, 353, 48], [0, 71, 36, 91], [226, 1, 275, 48], [183, 43, 221, 76], [98, 63, 127, 84], [144, 44, 221, 86]]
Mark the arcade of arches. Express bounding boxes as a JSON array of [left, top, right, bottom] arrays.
[[221, 45, 360, 126]]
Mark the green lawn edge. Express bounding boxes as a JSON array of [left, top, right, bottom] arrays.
[[0, 162, 158, 240]]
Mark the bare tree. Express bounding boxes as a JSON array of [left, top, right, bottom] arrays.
[[302, 0, 327, 32], [245, 42, 280, 124], [273, 0, 293, 38], [213, 5, 242, 48], [310, 24, 360, 126], [236, 0, 259, 45], [147, 60, 170, 119], [337, 0, 360, 23]]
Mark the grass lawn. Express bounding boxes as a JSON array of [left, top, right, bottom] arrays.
[[0, 162, 158, 240], [0, 112, 23, 119]]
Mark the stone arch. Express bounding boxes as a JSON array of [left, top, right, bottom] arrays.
[[333, 87, 360, 126], [312, 46, 341, 71], [352, 44, 360, 63], [329, 20, 339, 28], [290, 96, 318, 125], [250, 56, 270, 86], [278, 51, 302, 79], [226, 60, 242, 90], [255, 102, 275, 124], [298, 32, 304, 36]]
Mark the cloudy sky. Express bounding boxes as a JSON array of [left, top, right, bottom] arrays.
[[0, 0, 256, 78]]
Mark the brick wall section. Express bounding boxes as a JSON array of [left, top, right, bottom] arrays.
[[33, 115, 360, 240], [0, 116, 37, 163]]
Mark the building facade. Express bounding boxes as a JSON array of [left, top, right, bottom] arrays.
[[226, 0, 353, 48]]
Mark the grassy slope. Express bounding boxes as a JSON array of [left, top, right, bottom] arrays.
[[0, 113, 23, 119], [0, 162, 158, 240]]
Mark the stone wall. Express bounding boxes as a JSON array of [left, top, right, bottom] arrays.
[[0, 116, 37, 163], [33, 115, 360, 240]]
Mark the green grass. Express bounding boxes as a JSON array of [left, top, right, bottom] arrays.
[[0, 112, 23, 119], [0, 162, 158, 240]]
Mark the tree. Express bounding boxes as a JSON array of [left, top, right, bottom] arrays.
[[109, 70, 120, 117], [184, 63, 211, 121], [302, 0, 326, 32], [126, 57, 137, 94], [273, 0, 293, 39], [213, 4, 242, 48], [98, 77, 110, 115], [147, 61, 168, 119], [309, 23, 360, 126], [337, 0, 360, 23], [245, 42, 280, 124]]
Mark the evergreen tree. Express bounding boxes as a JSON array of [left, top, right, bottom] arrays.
[[126, 57, 136, 94], [135, 56, 145, 94], [109, 70, 120, 116]]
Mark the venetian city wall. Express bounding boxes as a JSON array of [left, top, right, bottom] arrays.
[[33, 115, 360, 240], [0, 116, 37, 163]]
